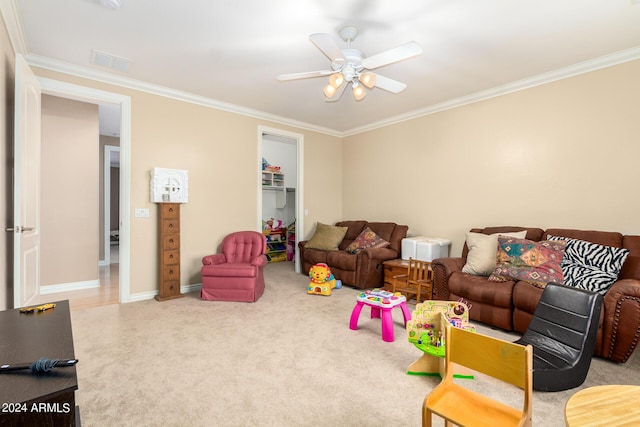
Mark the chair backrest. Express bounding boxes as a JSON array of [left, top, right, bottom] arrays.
[[522, 283, 602, 363], [445, 323, 533, 419], [406, 258, 432, 284], [221, 231, 267, 264], [518, 282, 603, 392]]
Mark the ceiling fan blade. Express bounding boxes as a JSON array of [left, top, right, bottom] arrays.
[[277, 70, 332, 81], [309, 33, 346, 64], [325, 82, 347, 102], [362, 41, 422, 70], [372, 74, 407, 93]]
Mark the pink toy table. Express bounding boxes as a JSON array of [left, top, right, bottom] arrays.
[[349, 289, 411, 342]]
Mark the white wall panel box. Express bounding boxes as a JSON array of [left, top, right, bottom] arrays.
[[416, 238, 451, 262], [401, 236, 431, 260]]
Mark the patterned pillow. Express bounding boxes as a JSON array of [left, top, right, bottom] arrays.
[[547, 235, 630, 294], [489, 237, 566, 288], [345, 227, 390, 254]]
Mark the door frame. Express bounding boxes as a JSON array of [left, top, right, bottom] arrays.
[[38, 77, 132, 303], [102, 145, 120, 266], [257, 126, 304, 274]]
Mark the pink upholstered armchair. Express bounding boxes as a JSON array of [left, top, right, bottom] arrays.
[[201, 231, 268, 302]]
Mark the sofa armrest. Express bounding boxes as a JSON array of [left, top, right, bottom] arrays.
[[431, 257, 466, 300], [358, 247, 398, 261], [601, 278, 640, 363], [202, 253, 226, 266]]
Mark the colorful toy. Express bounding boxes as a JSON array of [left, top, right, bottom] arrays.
[[263, 218, 284, 230], [406, 300, 476, 377], [307, 263, 340, 295], [349, 289, 411, 342]]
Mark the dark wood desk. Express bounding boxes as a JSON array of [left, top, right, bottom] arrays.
[[0, 300, 80, 426]]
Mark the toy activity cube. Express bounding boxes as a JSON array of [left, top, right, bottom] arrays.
[[406, 300, 476, 378], [349, 288, 411, 342]]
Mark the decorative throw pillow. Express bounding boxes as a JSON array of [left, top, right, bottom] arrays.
[[345, 227, 390, 254], [462, 231, 528, 276], [488, 237, 566, 288], [547, 235, 630, 294], [304, 222, 348, 251]]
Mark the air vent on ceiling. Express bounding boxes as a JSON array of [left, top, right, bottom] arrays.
[[100, 0, 121, 10], [91, 49, 131, 73]]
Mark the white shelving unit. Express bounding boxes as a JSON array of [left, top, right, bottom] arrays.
[[262, 171, 284, 189]]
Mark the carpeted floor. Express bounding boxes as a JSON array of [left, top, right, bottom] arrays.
[[70, 262, 640, 426]]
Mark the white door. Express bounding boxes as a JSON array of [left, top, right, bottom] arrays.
[[12, 54, 41, 308]]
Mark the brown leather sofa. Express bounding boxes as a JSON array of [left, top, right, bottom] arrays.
[[431, 226, 640, 363], [298, 220, 408, 289]]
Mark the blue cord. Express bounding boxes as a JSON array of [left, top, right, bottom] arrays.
[[30, 358, 59, 373]]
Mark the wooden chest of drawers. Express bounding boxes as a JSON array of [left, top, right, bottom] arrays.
[[156, 203, 184, 301]]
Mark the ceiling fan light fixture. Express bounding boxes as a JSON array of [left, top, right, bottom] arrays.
[[323, 84, 338, 99], [329, 73, 344, 88], [352, 83, 366, 101], [359, 72, 376, 89]]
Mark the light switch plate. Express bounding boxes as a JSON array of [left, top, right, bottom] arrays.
[[135, 208, 150, 218]]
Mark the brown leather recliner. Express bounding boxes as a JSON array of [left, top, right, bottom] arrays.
[[298, 220, 408, 289], [432, 226, 640, 363]]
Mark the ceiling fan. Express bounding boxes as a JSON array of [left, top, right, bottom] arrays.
[[277, 26, 422, 102]]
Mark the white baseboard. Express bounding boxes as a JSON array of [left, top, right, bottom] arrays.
[[40, 279, 100, 294]]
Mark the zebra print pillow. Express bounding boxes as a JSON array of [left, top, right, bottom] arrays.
[[547, 235, 629, 294]]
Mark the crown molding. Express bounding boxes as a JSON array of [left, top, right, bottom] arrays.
[[0, 0, 28, 54], [23, 53, 344, 138], [342, 46, 640, 137]]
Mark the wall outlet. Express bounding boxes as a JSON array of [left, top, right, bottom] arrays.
[[135, 208, 150, 218]]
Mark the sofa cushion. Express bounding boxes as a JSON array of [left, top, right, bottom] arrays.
[[448, 272, 515, 308], [326, 250, 358, 271], [548, 235, 630, 294], [335, 220, 368, 251], [462, 231, 527, 276], [488, 237, 565, 288], [305, 222, 348, 251], [345, 227, 390, 254]]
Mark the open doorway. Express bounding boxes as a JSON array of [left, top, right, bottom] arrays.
[[29, 78, 131, 310], [258, 126, 304, 274]]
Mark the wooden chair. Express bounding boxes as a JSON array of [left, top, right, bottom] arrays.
[[392, 258, 432, 303], [423, 323, 533, 427]]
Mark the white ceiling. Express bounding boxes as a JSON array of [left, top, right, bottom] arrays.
[[9, 0, 640, 136]]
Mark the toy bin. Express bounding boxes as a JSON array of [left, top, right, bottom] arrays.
[[401, 236, 430, 260], [416, 238, 451, 262]]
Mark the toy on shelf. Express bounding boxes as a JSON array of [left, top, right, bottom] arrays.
[[263, 218, 287, 263], [406, 299, 475, 378], [307, 263, 341, 296], [286, 221, 296, 261], [263, 218, 284, 231]]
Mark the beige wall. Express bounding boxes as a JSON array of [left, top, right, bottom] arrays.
[[28, 68, 343, 296], [343, 59, 640, 256], [3, 13, 638, 306], [0, 16, 14, 310], [40, 95, 99, 285]]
